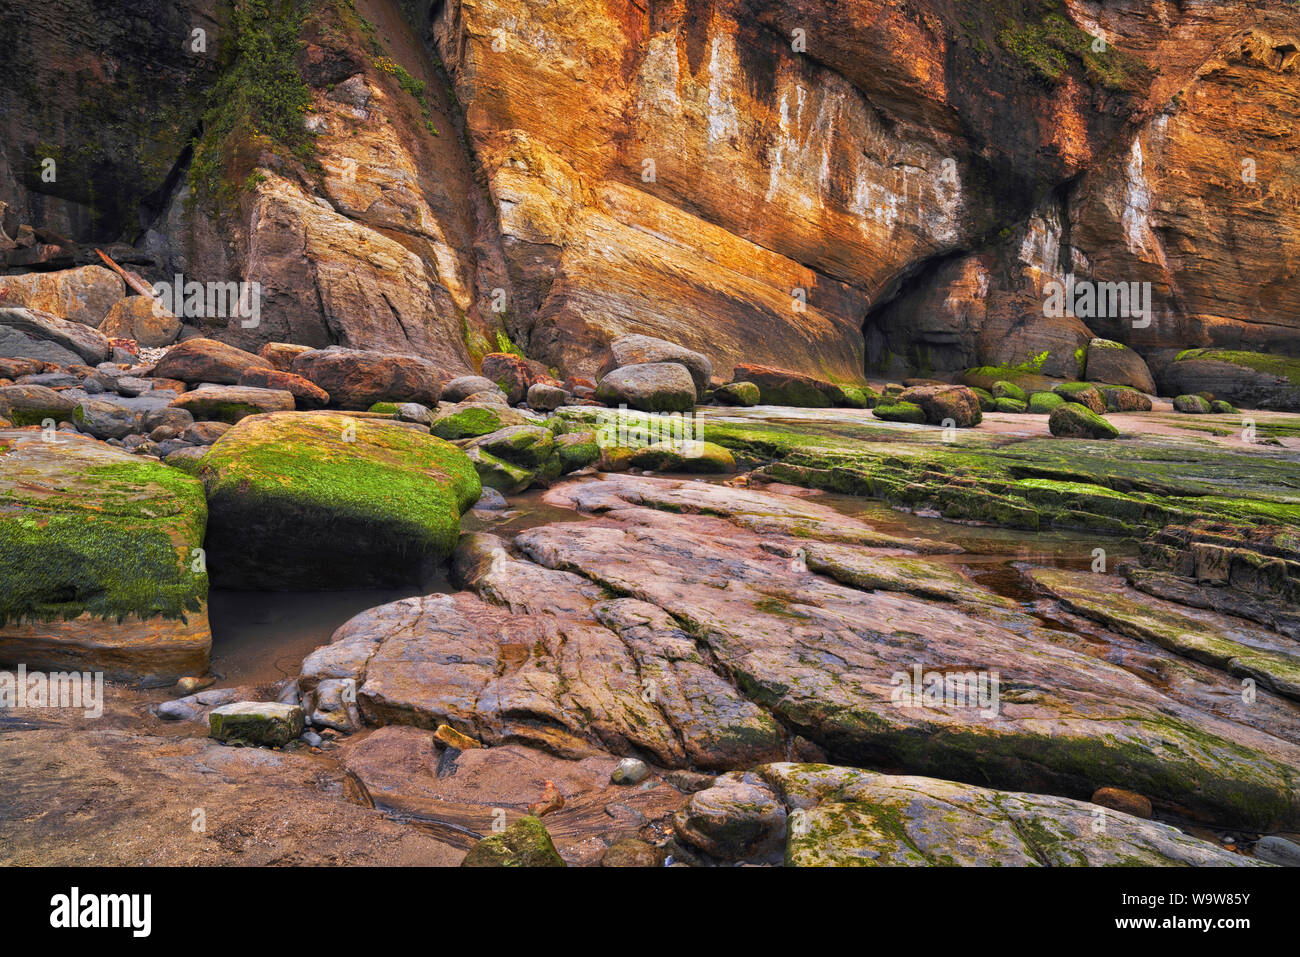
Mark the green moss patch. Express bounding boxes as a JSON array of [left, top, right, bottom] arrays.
[[1174, 350, 1300, 388], [0, 436, 208, 625], [199, 412, 480, 588]]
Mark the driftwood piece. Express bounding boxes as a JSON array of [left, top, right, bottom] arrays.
[[95, 247, 158, 300]]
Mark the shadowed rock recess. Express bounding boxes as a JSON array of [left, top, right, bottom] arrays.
[[0, 0, 1299, 870]]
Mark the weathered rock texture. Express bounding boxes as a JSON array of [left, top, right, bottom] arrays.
[[4, 0, 1298, 389]]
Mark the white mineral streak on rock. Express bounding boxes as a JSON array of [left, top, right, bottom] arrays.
[[1018, 201, 1065, 297], [638, 32, 682, 117], [707, 34, 741, 147], [1121, 127, 1170, 269]]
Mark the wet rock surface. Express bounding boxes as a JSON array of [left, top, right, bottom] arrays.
[[3, 396, 1299, 866]]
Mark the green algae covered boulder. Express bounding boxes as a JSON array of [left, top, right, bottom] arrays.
[[836, 385, 879, 409], [199, 412, 480, 589], [628, 440, 737, 474], [430, 401, 533, 440], [1028, 391, 1064, 414], [0, 429, 210, 683], [1052, 381, 1106, 414], [209, 702, 305, 748], [872, 401, 926, 424], [466, 446, 536, 495], [460, 815, 566, 867], [992, 380, 1027, 403], [1048, 402, 1118, 439], [1166, 349, 1300, 412], [468, 425, 555, 469], [995, 397, 1027, 414], [1174, 394, 1213, 414], [556, 431, 601, 473], [970, 387, 997, 412], [0, 385, 77, 427], [715, 381, 761, 407], [1210, 399, 1238, 415], [771, 764, 1257, 868]]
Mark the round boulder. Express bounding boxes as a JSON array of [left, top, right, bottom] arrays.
[[896, 384, 983, 427], [1049, 402, 1118, 439], [597, 334, 713, 399], [595, 362, 697, 413]]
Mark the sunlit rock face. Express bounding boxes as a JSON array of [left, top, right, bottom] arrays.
[[3, 0, 1297, 381], [1068, 26, 1300, 366]]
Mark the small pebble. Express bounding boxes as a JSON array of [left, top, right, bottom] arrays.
[[611, 757, 649, 785]]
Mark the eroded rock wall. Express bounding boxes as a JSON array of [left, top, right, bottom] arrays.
[[3, 0, 1297, 383]]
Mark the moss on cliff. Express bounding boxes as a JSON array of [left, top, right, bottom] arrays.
[[189, 0, 316, 211], [993, 4, 1150, 93]]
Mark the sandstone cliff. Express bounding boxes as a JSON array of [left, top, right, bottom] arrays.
[[2, 0, 1297, 384]]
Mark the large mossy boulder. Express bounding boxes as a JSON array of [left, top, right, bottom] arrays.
[[467, 425, 555, 470], [991, 380, 1027, 402], [0, 429, 210, 683], [715, 381, 761, 406], [1048, 402, 1119, 439], [769, 764, 1256, 867], [730, 363, 857, 408], [465, 447, 536, 495], [872, 401, 926, 423], [556, 431, 601, 473], [429, 401, 534, 440], [1173, 394, 1213, 414], [1027, 391, 1064, 414], [0, 384, 77, 426], [627, 440, 736, 474], [970, 387, 996, 412], [1052, 381, 1106, 414], [1164, 350, 1300, 412], [460, 815, 566, 867], [199, 412, 480, 589]]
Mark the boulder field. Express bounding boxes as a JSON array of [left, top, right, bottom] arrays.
[[1, 384, 1299, 865]]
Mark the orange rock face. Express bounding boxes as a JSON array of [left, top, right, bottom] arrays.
[[3, 0, 1297, 383]]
